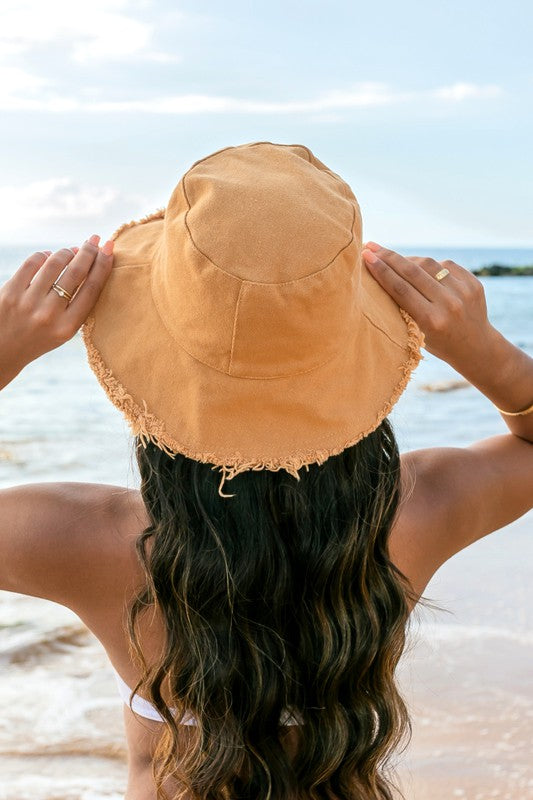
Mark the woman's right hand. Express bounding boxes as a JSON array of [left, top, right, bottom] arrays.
[[361, 241, 496, 371]]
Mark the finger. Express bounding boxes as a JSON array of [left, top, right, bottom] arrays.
[[436, 258, 475, 283], [8, 251, 50, 292], [367, 243, 442, 275], [43, 239, 102, 305], [28, 235, 100, 297], [365, 245, 459, 302], [407, 257, 476, 293], [362, 249, 432, 319], [62, 241, 114, 328], [27, 247, 79, 297]]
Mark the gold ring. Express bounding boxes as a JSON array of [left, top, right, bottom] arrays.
[[51, 282, 73, 301], [434, 268, 450, 281]]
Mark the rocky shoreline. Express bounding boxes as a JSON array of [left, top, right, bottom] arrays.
[[472, 263, 533, 276]]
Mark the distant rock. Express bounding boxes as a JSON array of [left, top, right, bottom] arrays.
[[472, 263, 533, 276], [420, 379, 470, 393]]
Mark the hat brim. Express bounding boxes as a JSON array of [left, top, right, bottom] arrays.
[[82, 210, 424, 480]]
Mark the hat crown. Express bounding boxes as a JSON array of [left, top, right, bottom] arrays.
[[84, 140, 424, 478], [151, 142, 363, 378]]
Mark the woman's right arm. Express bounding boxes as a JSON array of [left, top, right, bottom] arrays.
[[361, 243, 533, 594]]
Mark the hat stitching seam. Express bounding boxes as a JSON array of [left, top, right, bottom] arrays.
[[84, 144, 424, 498], [187, 141, 313, 177], [224, 195, 356, 376], [180, 200, 358, 287], [148, 262, 340, 379], [226, 287, 341, 379], [361, 310, 408, 352], [121, 195, 358, 377], [216, 352, 340, 380], [109, 145, 312, 248], [80, 309, 423, 499], [108, 142, 351, 251], [228, 281, 244, 375], [288, 143, 357, 205], [180, 158, 357, 287]]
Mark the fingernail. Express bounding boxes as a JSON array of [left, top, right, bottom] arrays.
[[362, 249, 377, 263], [101, 239, 114, 256], [365, 241, 380, 251], [88, 234, 101, 246]]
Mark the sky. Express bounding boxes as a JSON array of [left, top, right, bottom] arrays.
[[1, 0, 532, 248]]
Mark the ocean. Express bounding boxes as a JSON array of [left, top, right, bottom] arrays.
[[0, 245, 532, 799]]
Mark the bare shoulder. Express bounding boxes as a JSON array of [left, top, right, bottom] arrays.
[[0, 481, 149, 611], [389, 433, 533, 603]]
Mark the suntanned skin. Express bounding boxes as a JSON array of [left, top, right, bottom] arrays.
[[1, 241, 533, 798], [2, 434, 533, 798]]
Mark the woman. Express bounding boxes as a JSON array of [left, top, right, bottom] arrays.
[[0, 141, 532, 800]]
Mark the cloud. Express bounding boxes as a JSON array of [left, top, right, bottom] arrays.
[[0, 0, 181, 65], [432, 82, 502, 101], [0, 177, 148, 242], [0, 78, 504, 114], [0, 0, 503, 115], [0, 177, 120, 219], [0, 66, 52, 98]]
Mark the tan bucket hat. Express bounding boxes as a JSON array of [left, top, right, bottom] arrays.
[[81, 141, 424, 497]]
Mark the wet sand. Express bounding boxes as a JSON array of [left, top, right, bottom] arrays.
[[396, 630, 533, 799], [0, 605, 127, 800]]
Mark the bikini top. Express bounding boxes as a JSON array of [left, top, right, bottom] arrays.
[[112, 666, 303, 726]]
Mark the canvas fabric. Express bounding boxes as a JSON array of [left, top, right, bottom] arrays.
[[81, 141, 425, 497]]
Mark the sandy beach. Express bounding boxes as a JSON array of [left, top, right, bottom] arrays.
[[396, 509, 533, 800], [1, 509, 532, 799]]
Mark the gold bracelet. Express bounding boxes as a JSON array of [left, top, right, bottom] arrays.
[[494, 399, 533, 416]]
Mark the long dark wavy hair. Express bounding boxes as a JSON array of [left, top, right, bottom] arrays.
[[126, 417, 425, 800]]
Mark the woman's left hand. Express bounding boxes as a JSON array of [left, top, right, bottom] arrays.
[[0, 236, 114, 389]]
